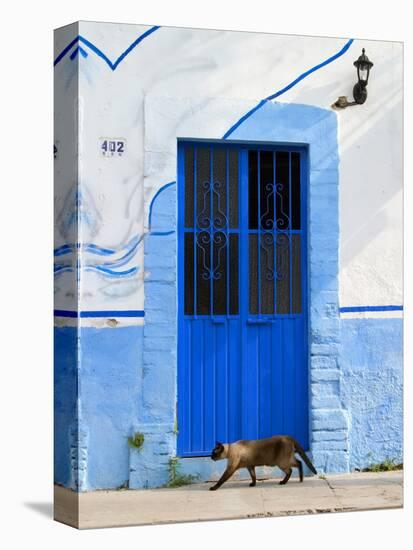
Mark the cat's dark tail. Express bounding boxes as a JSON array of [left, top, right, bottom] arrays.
[[292, 438, 318, 475]]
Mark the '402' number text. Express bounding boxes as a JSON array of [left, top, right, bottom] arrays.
[[100, 139, 126, 157]]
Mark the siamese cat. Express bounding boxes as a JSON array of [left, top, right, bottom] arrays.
[[210, 435, 317, 491]]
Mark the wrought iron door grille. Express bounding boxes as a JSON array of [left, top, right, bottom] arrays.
[[183, 144, 302, 318], [184, 144, 239, 316], [248, 149, 302, 316]]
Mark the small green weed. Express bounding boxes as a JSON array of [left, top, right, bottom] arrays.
[[166, 457, 199, 488], [173, 416, 179, 435], [362, 458, 403, 472], [127, 432, 145, 450]]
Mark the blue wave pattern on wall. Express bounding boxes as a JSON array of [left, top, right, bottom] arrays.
[[54, 26, 161, 70], [54, 178, 179, 280], [54, 234, 142, 279]]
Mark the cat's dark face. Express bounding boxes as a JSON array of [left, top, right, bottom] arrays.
[[211, 442, 225, 461]]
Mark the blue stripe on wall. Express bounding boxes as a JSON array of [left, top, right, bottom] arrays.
[[148, 181, 176, 230], [222, 38, 354, 139], [54, 26, 161, 69], [54, 310, 145, 318], [54, 306, 401, 318], [340, 305, 403, 313]]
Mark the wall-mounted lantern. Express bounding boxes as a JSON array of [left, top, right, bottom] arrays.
[[332, 48, 374, 109]]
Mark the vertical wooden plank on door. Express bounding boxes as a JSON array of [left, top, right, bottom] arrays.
[[228, 146, 241, 444], [203, 319, 215, 452], [283, 319, 296, 436], [203, 145, 215, 452], [246, 323, 259, 439], [216, 322, 228, 444], [228, 318, 240, 442], [213, 146, 229, 444], [294, 317, 306, 444], [299, 150, 309, 448], [259, 323, 272, 437], [191, 319, 203, 453], [177, 143, 185, 456], [240, 147, 249, 440], [284, 152, 296, 437], [182, 321, 191, 453], [271, 317, 284, 435], [255, 148, 261, 438]]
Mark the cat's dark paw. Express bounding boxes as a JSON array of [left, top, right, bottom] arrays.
[[249, 482, 256, 487], [209, 485, 218, 491]]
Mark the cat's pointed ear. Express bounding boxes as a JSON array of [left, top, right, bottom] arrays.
[[216, 441, 223, 448]]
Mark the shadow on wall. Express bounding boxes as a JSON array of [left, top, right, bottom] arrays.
[[339, 61, 403, 269]]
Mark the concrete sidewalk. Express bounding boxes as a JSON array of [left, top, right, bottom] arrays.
[[55, 471, 403, 529]]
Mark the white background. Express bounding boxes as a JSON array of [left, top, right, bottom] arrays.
[[0, 0, 410, 547]]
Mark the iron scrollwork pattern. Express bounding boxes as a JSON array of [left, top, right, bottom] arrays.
[[184, 145, 242, 316], [197, 180, 228, 230], [260, 182, 290, 230], [196, 230, 228, 281], [196, 179, 228, 281], [260, 232, 290, 281], [260, 232, 275, 281]]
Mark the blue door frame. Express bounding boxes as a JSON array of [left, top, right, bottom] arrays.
[[177, 140, 308, 457]]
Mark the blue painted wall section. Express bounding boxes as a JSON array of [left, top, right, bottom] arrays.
[[340, 318, 403, 470], [55, 326, 144, 490], [54, 327, 78, 489], [80, 326, 143, 490], [129, 183, 177, 489]]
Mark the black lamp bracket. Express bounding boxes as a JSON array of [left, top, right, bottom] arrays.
[[332, 48, 372, 110]]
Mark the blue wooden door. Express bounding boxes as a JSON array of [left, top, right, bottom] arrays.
[[177, 142, 308, 457]]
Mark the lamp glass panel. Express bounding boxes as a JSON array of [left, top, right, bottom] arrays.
[[359, 66, 368, 82]]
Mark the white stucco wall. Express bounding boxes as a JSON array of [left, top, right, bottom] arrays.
[[54, 22, 403, 319]]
